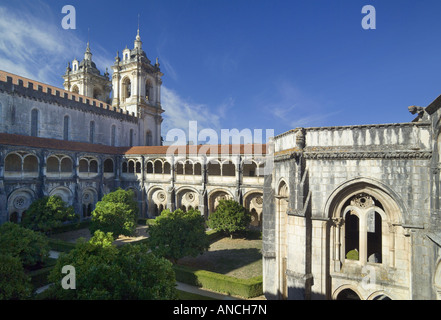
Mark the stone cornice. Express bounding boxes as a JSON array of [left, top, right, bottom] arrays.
[[304, 150, 432, 160]]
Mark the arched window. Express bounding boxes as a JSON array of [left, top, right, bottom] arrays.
[[89, 160, 98, 173], [243, 161, 257, 177], [60, 157, 73, 173], [79, 159, 88, 172], [146, 130, 152, 146], [135, 161, 141, 173], [72, 85, 79, 93], [128, 160, 135, 173], [5, 153, 22, 172], [145, 79, 152, 100], [336, 289, 361, 300], [194, 163, 202, 175], [23, 155, 38, 172], [104, 159, 114, 173], [63, 115, 69, 140], [345, 213, 359, 260], [222, 161, 235, 176], [154, 160, 162, 174], [123, 77, 131, 99], [207, 161, 221, 176], [11, 105, 16, 125], [31, 109, 39, 137], [111, 125, 116, 146], [184, 161, 193, 175], [89, 121, 95, 143], [93, 88, 101, 100], [122, 161, 128, 173], [129, 129, 134, 147], [341, 193, 384, 264], [146, 161, 153, 174], [164, 162, 171, 174], [47, 156, 60, 173]]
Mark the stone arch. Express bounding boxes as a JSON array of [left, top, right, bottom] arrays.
[[46, 155, 60, 172], [243, 190, 263, 227], [243, 159, 258, 177], [367, 291, 393, 300], [154, 159, 163, 174], [103, 158, 114, 173], [5, 152, 22, 172], [49, 186, 74, 206], [333, 286, 362, 300], [60, 156, 73, 173], [207, 159, 221, 176], [148, 187, 167, 217], [145, 79, 152, 100], [176, 187, 200, 212], [208, 188, 234, 214], [326, 177, 408, 297], [23, 154, 38, 173], [81, 188, 97, 218], [7, 188, 35, 223], [122, 76, 131, 100], [325, 177, 404, 225]]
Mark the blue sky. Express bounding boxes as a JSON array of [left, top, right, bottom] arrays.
[[1, 0, 441, 141]]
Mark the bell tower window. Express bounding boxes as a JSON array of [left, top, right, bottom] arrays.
[[122, 77, 131, 100]]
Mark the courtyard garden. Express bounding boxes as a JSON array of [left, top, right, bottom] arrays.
[[0, 190, 263, 300]]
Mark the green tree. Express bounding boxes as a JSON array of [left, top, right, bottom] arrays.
[[46, 230, 177, 300], [0, 254, 32, 300], [89, 188, 139, 239], [148, 208, 209, 263], [207, 199, 251, 238], [21, 195, 77, 234], [0, 222, 50, 269]]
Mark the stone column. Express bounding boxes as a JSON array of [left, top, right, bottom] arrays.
[[332, 217, 344, 271]]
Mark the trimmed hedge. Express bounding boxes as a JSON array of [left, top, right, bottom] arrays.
[[173, 264, 262, 298]]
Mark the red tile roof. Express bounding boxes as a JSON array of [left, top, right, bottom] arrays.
[[0, 133, 267, 156]]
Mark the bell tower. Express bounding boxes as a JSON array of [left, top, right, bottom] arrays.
[[111, 28, 164, 146], [63, 42, 112, 103]]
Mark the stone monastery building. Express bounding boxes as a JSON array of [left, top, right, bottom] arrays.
[[0, 30, 265, 227], [1, 29, 441, 300]]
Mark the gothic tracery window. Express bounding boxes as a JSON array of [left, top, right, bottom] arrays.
[[342, 193, 384, 264]]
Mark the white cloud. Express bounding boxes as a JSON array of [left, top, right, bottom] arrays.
[[0, 3, 112, 87], [162, 86, 223, 136]]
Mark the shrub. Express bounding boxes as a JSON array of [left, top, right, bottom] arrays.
[[46, 230, 177, 300], [0, 222, 50, 269], [89, 188, 139, 239], [173, 264, 263, 298], [207, 200, 251, 238], [0, 254, 32, 300], [21, 195, 78, 234], [148, 208, 210, 263]]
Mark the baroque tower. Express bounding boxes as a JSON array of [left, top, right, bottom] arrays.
[[111, 28, 164, 146], [63, 42, 112, 103]]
